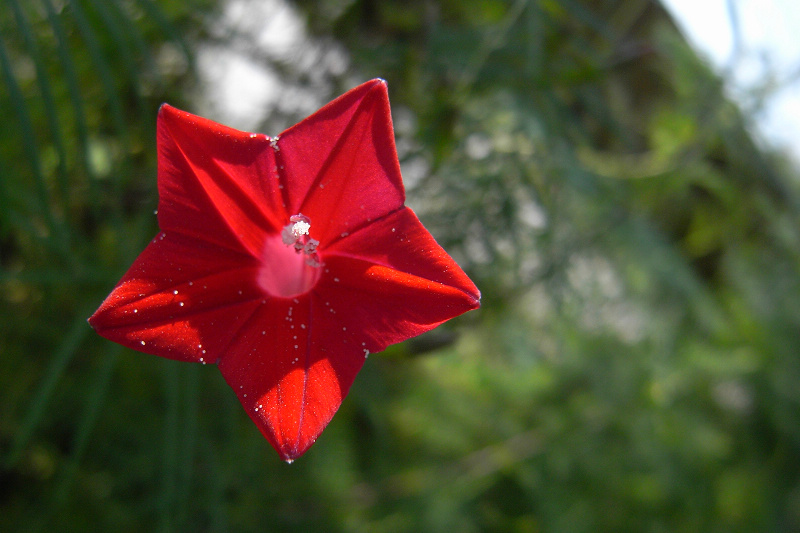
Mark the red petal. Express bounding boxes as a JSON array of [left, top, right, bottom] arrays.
[[217, 297, 356, 461], [157, 104, 287, 257], [276, 79, 405, 244], [88, 231, 264, 364], [318, 207, 480, 350]]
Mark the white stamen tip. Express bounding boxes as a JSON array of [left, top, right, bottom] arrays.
[[292, 220, 310, 238]]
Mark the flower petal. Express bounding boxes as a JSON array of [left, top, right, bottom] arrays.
[[276, 79, 405, 244], [217, 297, 355, 461], [88, 231, 264, 364], [157, 104, 287, 257], [318, 207, 481, 351]]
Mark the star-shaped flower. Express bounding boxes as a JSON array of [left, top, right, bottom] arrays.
[[88, 79, 480, 461]]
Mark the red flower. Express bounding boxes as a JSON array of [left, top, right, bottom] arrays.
[[88, 79, 480, 462]]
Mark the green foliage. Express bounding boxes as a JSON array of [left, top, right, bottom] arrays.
[[2, 0, 800, 531]]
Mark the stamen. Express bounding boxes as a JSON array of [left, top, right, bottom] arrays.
[[282, 214, 322, 267], [282, 214, 311, 244]]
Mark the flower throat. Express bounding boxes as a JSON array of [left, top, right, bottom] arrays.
[[257, 214, 322, 298]]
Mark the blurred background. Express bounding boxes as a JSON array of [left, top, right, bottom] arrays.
[[2, 0, 800, 531]]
